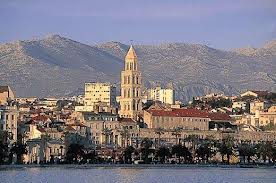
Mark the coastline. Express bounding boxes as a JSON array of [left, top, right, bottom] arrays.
[[0, 164, 275, 170]]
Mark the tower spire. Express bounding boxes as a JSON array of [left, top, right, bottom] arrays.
[[125, 45, 137, 59]]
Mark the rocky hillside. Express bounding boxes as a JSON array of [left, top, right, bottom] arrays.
[[0, 35, 275, 102]]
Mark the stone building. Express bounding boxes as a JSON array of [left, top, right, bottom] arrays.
[[148, 86, 175, 105], [84, 82, 116, 107], [0, 105, 18, 143], [144, 108, 234, 131], [0, 86, 15, 105], [119, 46, 142, 120]]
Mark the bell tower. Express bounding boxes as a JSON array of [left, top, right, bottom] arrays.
[[119, 45, 142, 120]]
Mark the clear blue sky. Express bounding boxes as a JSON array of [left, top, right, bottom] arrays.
[[1, 0, 276, 49]]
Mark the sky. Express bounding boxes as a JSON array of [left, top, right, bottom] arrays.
[[1, 0, 276, 49]]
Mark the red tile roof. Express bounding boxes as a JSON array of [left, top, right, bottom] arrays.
[[148, 108, 232, 121]]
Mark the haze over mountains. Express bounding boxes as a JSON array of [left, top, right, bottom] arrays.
[[0, 35, 275, 102]]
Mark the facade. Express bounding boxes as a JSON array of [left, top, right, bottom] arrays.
[[250, 100, 270, 114], [84, 82, 116, 107], [119, 46, 142, 120], [255, 106, 276, 126], [0, 105, 18, 143], [144, 108, 233, 131], [241, 90, 270, 98], [232, 101, 247, 110], [0, 86, 15, 105], [148, 86, 175, 105]]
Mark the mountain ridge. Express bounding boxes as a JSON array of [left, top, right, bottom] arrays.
[[0, 35, 275, 102]]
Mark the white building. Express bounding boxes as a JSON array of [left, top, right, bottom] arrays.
[[84, 82, 116, 107], [0, 105, 19, 143], [232, 101, 247, 110], [148, 86, 175, 105]]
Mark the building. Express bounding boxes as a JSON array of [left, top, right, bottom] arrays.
[[0, 86, 15, 105], [144, 108, 234, 131], [84, 82, 116, 107], [255, 106, 276, 126], [148, 86, 175, 105], [232, 101, 247, 110], [119, 46, 142, 120], [241, 90, 270, 98], [0, 105, 19, 143], [250, 100, 270, 114]]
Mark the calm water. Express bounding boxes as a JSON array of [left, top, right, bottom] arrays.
[[1, 167, 276, 183]]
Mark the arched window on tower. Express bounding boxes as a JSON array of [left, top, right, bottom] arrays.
[[133, 100, 136, 110], [136, 76, 139, 84], [124, 89, 127, 98], [136, 90, 139, 97], [130, 63, 132, 70], [133, 76, 135, 84], [128, 76, 130, 84], [128, 89, 131, 98]]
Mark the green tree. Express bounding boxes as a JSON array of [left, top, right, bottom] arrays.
[[171, 144, 192, 163], [155, 146, 170, 163], [172, 127, 182, 145], [140, 138, 153, 164], [154, 127, 165, 148], [119, 126, 130, 148], [238, 143, 256, 164], [0, 130, 9, 164], [10, 142, 27, 164], [102, 127, 112, 146], [217, 136, 234, 164], [123, 146, 135, 164], [66, 143, 85, 163]]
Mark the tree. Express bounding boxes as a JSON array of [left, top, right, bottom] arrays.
[[119, 127, 130, 148], [171, 144, 192, 163], [123, 146, 135, 164], [102, 127, 112, 146], [256, 141, 274, 164], [238, 143, 256, 164], [196, 141, 214, 163], [140, 138, 153, 164], [154, 128, 165, 148], [0, 130, 8, 164], [217, 136, 234, 164], [155, 146, 170, 163], [66, 144, 85, 163], [172, 127, 182, 145], [10, 142, 27, 164]]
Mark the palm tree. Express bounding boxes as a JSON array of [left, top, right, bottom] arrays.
[[238, 143, 256, 164], [155, 146, 170, 164], [196, 141, 214, 163], [10, 142, 27, 164], [123, 146, 135, 164], [119, 126, 130, 148], [102, 127, 112, 146], [217, 136, 234, 164], [171, 144, 191, 163], [41, 133, 51, 163], [140, 138, 153, 164], [154, 127, 165, 148], [0, 130, 8, 164], [172, 127, 182, 145], [256, 141, 274, 164]]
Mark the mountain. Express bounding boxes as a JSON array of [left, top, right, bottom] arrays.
[[0, 35, 275, 102]]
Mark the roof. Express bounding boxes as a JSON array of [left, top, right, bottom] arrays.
[[148, 108, 232, 121], [251, 90, 270, 97], [125, 45, 137, 59], [0, 86, 9, 93]]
